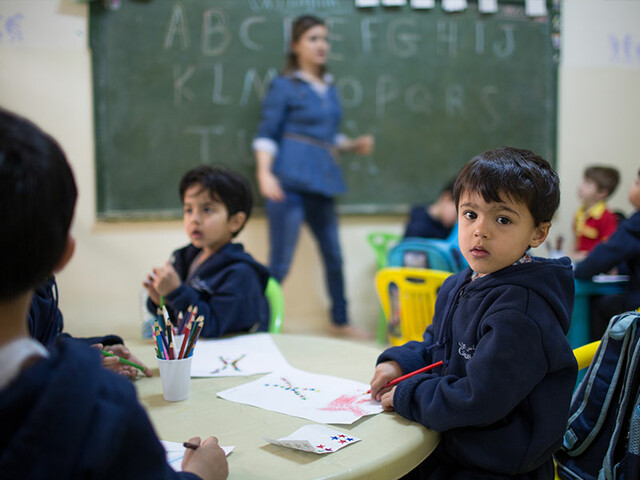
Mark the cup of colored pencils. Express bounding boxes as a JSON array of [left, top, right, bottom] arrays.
[[154, 305, 204, 401]]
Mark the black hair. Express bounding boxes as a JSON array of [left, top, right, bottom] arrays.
[[453, 146, 560, 226], [0, 109, 77, 300], [284, 15, 327, 76], [179, 165, 252, 238], [584, 165, 620, 197]]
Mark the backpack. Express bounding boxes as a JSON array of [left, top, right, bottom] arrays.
[[554, 310, 640, 480]]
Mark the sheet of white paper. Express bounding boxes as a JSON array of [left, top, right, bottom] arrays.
[[217, 366, 383, 424], [525, 0, 547, 17], [410, 0, 435, 9], [442, 0, 467, 12], [264, 425, 361, 454], [381, 0, 406, 6], [355, 0, 379, 7], [592, 274, 630, 284], [161, 441, 234, 472], [478, 0, 498, 14], [190, 333, 289, 377]]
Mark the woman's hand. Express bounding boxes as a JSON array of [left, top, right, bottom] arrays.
[[352, 134, 374, 155], [258, 170, 285, 202]]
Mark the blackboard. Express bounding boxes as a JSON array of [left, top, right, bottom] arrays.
[[90, 0, 559, 219]]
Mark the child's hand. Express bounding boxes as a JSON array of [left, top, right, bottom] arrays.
[[142, 272, 161, 305], [370, 361, 402, 401], [380, 386, 397, 411], [182, 436, 229, 480], [152, 262, 181, 297], [104, 344, 153, 378]]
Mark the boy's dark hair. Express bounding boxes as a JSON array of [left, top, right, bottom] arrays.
[[453, 146, 560, 226], [179, 165, 253, 238], [0, 110, 77, 300], [584, 166, 620, 198]]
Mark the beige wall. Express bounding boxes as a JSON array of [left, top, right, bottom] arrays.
[[0, 0, 638, 340]]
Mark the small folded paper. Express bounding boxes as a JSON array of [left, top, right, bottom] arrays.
[[265, 425, 360, 454]]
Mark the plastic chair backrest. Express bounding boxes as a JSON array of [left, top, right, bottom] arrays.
[[265, 277, 284, 333], [375, 267, 452, 346], [366, 232, 402, 270], [387, 237, 467, 272]]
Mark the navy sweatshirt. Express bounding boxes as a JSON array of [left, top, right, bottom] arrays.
[[378, 257, 577, 477], [574, 210, 640, 311], [0, 339, 199, 479], [149, 242, 270, 338], [28, 276, 123, 348]]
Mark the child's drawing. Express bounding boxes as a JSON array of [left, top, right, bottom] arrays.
[[217, 366, 383, 424], [264, 425, 360, 454], [190, 333, 289, 377]]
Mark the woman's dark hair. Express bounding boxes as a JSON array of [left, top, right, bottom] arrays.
[[284, 15, 327, 75]]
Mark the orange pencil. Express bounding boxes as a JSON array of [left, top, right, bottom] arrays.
[[367, 360, 444, 394]]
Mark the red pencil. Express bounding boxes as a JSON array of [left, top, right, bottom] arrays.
[[367, 360, 444, 394]]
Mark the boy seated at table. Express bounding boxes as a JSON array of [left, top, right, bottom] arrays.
[[29, 274, 152, 379], [0, 109, 227, 479], [144, 165, 270, 338], [403, 179, 458, 240], [571, 165, 620, 261], [574, 169, 640, 341], [370, 147, 577, 479]]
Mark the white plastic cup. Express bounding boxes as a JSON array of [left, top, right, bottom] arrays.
[[157, 356, 192, 402]]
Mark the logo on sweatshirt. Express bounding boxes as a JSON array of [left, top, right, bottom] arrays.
[[458, 342, 476, 360]]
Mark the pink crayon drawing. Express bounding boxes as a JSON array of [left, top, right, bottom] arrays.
[[319, 394, 371, 417]]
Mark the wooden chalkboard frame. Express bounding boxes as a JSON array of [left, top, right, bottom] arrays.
[[90, 0, 559, 220]]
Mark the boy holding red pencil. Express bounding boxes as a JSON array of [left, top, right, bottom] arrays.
[[143, 165, 270, 338], [0, 110, 227, 479], [370, 147, 577, 479]]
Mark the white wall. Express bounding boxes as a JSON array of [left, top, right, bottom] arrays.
[[0, 0, 638, 340]]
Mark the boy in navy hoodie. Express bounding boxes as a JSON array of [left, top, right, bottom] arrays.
[[370, 147, 577, 479], [144, 165, 270, 337], [574, 169, 640, 341], [0, 109, 227, 479]]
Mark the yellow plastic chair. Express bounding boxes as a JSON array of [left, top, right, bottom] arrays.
[[375, 267, 452, 346], [554, 340, 600, 480], [265, 277, 284, 334]]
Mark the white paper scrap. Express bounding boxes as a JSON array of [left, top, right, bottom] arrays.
[[525, 0, 547, 17], [355, 0, 379, 7], [265, 425, 361, 454], [442, 0, 467, 12], [410, 0, 434, 8], [162, 441, 234, 472], [478, 0, 498, 14]]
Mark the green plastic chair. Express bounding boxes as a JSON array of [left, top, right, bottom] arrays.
[[265, 277, 284, 333], [366, 232, 402, 344], [367, 232, 402, 270]]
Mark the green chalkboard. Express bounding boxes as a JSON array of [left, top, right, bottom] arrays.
[[90, 0, 559, 219]]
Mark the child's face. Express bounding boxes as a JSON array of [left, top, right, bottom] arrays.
[[457, 191, 550, 277], [578, 178, 606, 206], [629, 175, 640, 210], [182, 185, 242, 255]]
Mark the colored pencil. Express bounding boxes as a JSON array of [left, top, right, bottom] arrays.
[[183, 442, 199, 450], [100, 349, 146, 373], [366, 360, 444, 394], [184, 317, 204, 358]]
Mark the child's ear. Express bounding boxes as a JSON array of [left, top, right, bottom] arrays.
[[228, 212, 247, 234], [529, 222, 551, 249], [53, 235, 76, 273]]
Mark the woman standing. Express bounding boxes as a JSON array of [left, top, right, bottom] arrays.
[[253, 15, 374, 338]]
